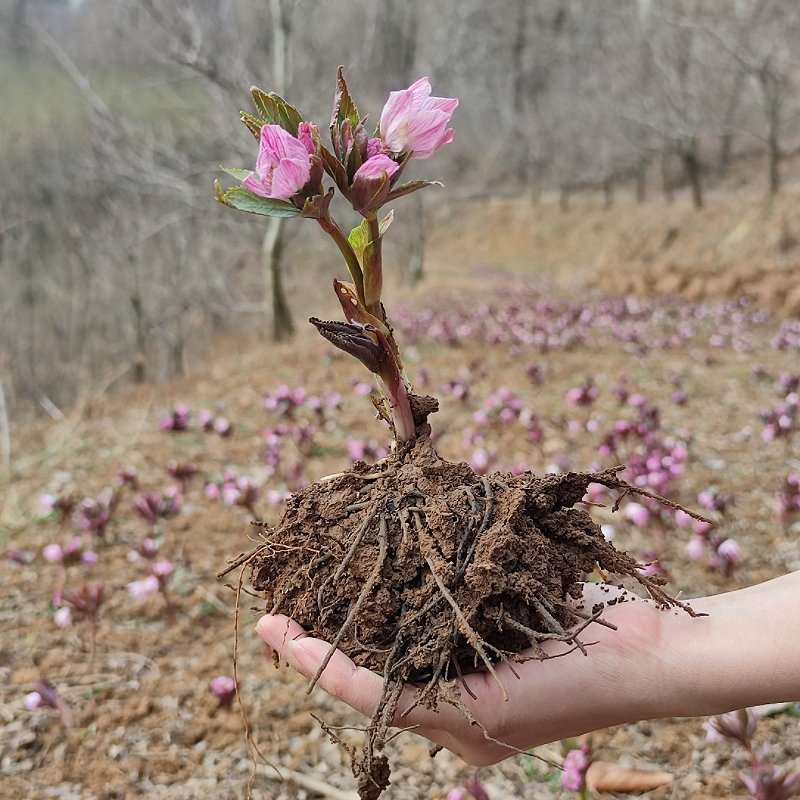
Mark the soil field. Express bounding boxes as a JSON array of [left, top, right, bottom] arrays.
[[2, 194, 800, 799]]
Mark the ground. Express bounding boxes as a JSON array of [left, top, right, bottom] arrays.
[[1, 190, 799, 799]]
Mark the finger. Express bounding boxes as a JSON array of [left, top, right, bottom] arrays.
[[256, 615, 385, 717]]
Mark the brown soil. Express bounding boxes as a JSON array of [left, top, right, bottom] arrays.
[[246, 423, 696, 799], [3, 191, 800, 800]]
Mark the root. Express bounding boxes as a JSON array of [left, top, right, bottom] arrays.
[[245, 441, 705, 800], [308, 513, 389, 694], [423, 554, 508, 702]]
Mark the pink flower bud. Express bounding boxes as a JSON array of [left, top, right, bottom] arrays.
[[128, 574, 160, 599], [624, 502, 650, 528], [694, 520, 713, 535], [379, 77, 458, 159], [717, 538, 740, 563], [685, 536, 706, 560], [243, 125, 312, 200], [204, 483, 221, 501], [43, 544, 63, 563], [561, 747, 591, 791], [349, 154, 399, 211], [54, 607, 73, 628], [209, 675, 236, 709], [296, 121, 318, 155], [197, 409, 214, 430], [470, 448, 489, 473], [152, 559, 175, 578]]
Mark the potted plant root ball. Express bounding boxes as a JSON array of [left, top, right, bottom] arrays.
[[215, 69, 709, 800]]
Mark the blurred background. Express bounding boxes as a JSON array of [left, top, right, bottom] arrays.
[[2, 0, 800, 424]]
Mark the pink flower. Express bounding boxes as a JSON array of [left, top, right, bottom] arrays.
[[717, 538, 741, 564], [470, 448, 490, 473], [685, 536, 706, 560], [561, 746, 590, 791], [214, 416, 232, 437], [204, 482, 221, 501], [675, 510, 693, 528], [379, 77, 458, 159], [350, 154, 400, 211], [128, 574, 160, 599], [54, 607, 73, 628], [624, 501, 650, 528], [296, 121, 318, 155], [43, 544, 63, 563], [209, 675, 236, 709], [243, 125, 312, 200], [694, 519, 713, 535], [152, 559, 175, 578], [198, 409, 214, 430]]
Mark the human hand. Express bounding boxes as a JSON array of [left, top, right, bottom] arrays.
[[256, 583, 669, 766]]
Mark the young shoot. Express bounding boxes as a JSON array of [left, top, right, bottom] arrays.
[[216, 69, 457, 443]]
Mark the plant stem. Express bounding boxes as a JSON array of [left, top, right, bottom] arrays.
[[315, 216, 365, 305], [364, 214, 383, 318]]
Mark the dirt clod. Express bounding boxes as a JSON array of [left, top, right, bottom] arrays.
[[247, 424, 693, 798]]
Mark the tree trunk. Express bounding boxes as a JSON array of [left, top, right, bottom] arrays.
[[603, 175, 614, 209], [766, 89, 781, 197], [263, 217, 293, 341], [130, 292, 147, 383], [682, 149, 703, 208], [635, 155, 647, 204], [264, 0, 296, 339], [407, 193, 424, 286], [559, 184, 571, 212], [0, 375, 10, 472], [660, 149, 673, 204]]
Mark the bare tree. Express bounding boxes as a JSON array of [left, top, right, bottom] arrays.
[[263, 0, 297, 340]]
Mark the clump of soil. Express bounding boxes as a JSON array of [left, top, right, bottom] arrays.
[[241, 412, 698, 800]]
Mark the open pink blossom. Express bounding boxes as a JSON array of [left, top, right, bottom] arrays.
[[379, 77, 458, 159], [243, 124, 312, 200]]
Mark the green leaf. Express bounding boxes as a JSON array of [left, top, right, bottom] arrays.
[[214, 181, 301, 217], [348, 219, 369, 269], [240, 111, 263, 140], [384, 180, 443, 203], [220, 167, 252, 181], [330, 66, 360, 134], [250, 87, 303, 136]]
